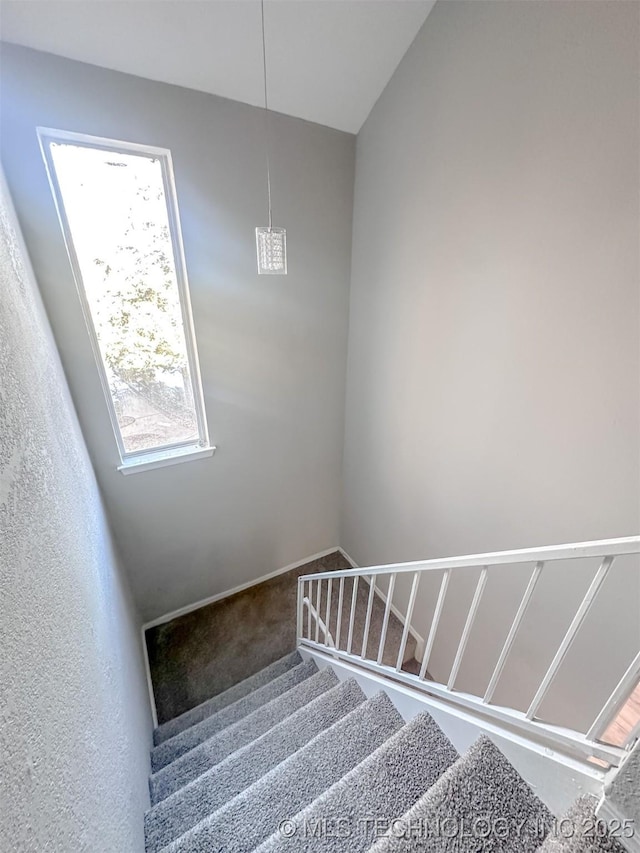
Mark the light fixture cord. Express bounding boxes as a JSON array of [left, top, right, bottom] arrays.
[[261, 0, 273, 229]]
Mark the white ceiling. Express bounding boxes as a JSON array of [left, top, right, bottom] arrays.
[[0, 1, 435, 133]]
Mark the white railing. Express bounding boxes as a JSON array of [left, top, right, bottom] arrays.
[[296, 536, 640, 767]]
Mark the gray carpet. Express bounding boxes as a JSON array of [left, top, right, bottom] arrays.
[[161, 691, 404, 853], [151, 659, 316, 771], [367, 735, 553, 853], [153, 651, 301, 746], [149, 662, 332, 804], [536, 796, 627, 853], [146, 551, 417, 724], [255, 712, 459, 853], [146, 552, 350, 723], [145, 654, 573, 853], [144, 677, 366, 852]]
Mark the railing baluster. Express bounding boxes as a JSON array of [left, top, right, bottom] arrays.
[[324, 578, 333, 644], [346, 576, 359, 654], [396, 572, 421, 671], [526, 556, 614, 720], [335, 577, 345, 649], [587, 650, 640, 742], [448, 567, 489, 690], [483, 562, 544, 704], [377, 573, 397, 665], [294, 539, 639, 767], [420, 569, 451, 680], [296, 578, 303, 641], [361, 575, 376, 659], [315, 578, 322, 644]]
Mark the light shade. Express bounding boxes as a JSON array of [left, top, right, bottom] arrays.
[[256, 226, 287, 275]]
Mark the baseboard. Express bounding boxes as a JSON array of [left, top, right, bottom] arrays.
[[140, 545, 342, 727], [143, 546, 342, 631], [141, 624, 159, 730], [337, 547, 358, 570], [338, 548, 426, 661]]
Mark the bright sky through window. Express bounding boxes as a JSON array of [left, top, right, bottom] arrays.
[[40, 132, 208, 464]]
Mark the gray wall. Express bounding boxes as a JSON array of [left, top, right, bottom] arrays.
[[0, 166, 151, 850], [0, 44, 355, 621], [343, 1, 640, 730]]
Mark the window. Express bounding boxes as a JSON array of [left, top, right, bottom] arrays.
[[38, 129, 212, 473]]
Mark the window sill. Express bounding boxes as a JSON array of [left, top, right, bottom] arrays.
[[118, 445, 216, 475]]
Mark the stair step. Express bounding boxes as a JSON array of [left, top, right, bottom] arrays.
[[255, 711, 459, 853], [159, 691, 404, 853], [153, 651, 302, 746], [144, 677, 367, 853], [149, 665, 336, 804], [151, 659, 316, 772], [536, 795, 626, 853], [368, 735, 553, 853]]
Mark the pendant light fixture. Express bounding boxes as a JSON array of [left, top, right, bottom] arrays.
[[256, 0, 287, 274]]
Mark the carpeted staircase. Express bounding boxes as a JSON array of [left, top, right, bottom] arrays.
[[145, 651, 624, 853]]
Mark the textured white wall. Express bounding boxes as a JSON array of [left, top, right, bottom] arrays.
[[343, 0, 640, 731], [605, 741, 640, 827], [0, 44, 354, 621], [0, 167, 151, 850]]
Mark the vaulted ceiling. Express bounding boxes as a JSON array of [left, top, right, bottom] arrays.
[[0, 1, 435, 133]]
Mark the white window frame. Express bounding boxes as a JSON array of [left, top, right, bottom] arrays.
[[37, 127, 214, 474]]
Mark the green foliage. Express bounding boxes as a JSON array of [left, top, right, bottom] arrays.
[[91, 181, 194, 427]]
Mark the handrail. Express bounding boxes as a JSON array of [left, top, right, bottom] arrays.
[[299, 642, 627, 766], [298, 536, 640, 582], [296, 536, 640, 768]]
